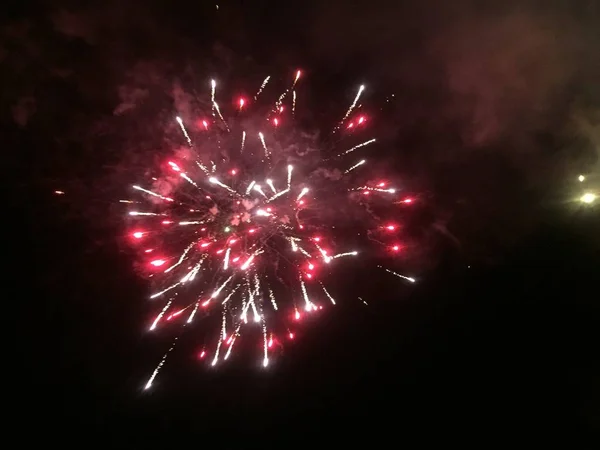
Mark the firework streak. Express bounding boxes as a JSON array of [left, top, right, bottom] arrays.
[[124, 71, 417, 389]]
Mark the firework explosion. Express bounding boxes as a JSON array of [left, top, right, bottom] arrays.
[[124, 71, 417, 389]]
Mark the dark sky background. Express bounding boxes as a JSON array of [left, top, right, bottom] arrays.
[[4, 0, 600, 444]]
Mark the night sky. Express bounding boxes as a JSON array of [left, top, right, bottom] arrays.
[[6, 0, 599, 444]]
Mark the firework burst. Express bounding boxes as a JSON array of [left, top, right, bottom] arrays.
[[124, 71, 417, 389]]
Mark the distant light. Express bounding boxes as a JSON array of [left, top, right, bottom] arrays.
[[224, 227, 231, 232], [580, 193, 596, 204], [578, 175, 585, 182], [54, 190, 65, 195], [386, 225, 396, 231], [150, 259, 166, 267], [132, 231, 144, 239]]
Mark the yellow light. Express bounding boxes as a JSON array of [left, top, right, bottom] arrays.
[[578, 175, 585, 182], [580, 193, 596, 204]]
